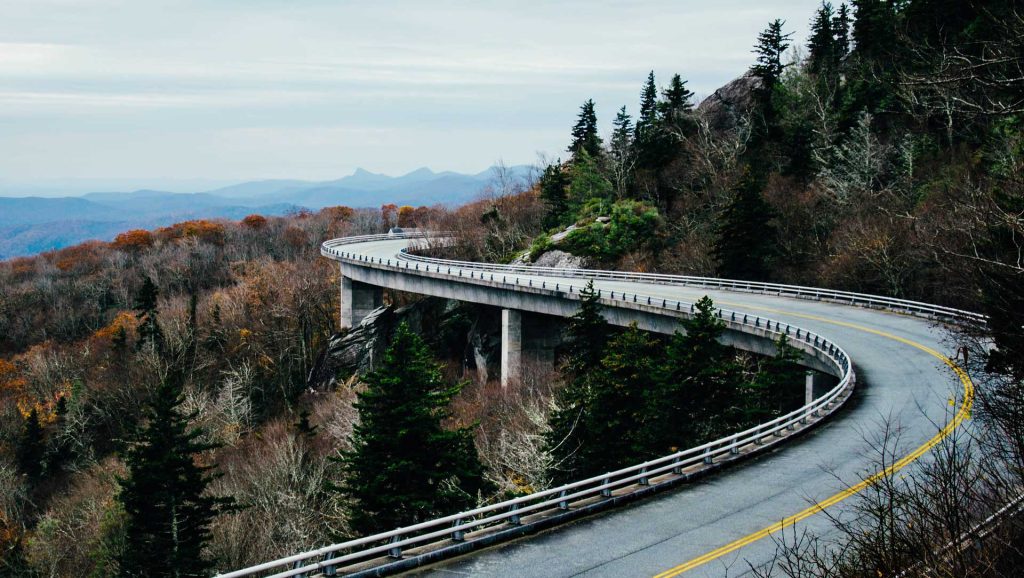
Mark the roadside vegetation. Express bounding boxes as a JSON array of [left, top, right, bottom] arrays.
[[1, 0, 1022, 575]]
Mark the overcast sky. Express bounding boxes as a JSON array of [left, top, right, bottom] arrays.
[[0, 0, 821, 194]]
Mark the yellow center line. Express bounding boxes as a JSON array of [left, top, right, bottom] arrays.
[[652, 310, 975, 578]]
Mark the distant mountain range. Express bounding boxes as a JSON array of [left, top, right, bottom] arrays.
[[0, 165, 535, 259]]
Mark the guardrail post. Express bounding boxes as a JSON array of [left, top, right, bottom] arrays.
[[558, 489, 569, 510], [388, 534, 403, 559], [601, 477, 612, 497], [291, 560, 309, 578], [321, 553, 338, 576], [451, 519, 465, 542], [639, 467, 650, 486], [730, 442, 740, 455], [753, 428, 763, 445], [508, 504, 521, 525], [672, 456, 684, 474], [703, 448, 713, 465]]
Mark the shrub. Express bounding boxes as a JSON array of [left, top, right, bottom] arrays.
[[562, 200, 661, 260]]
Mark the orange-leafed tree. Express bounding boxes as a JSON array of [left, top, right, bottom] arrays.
[[241, 214, 268, 229], [397, 205, 416, 227], [113, 229, 155, 252]]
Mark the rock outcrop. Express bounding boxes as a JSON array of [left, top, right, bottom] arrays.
[[697, 72, 761, 131], [307, 297, 504, 390]]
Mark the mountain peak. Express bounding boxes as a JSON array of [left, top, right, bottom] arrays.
[[403, 167, 435, 178]]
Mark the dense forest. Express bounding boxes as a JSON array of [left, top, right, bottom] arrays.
[[2, 0, 1023, 576]]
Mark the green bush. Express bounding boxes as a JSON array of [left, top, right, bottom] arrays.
[[528, 233, 552, 262], [562, 200, 661, 261]]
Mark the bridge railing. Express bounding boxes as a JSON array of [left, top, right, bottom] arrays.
[[392, 247, 983, 325]]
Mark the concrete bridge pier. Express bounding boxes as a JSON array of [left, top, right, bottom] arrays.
[[805, 371, 835, 404], [501, 309, 563, 388], [340, 273, 383, 329], [501, 309, 522, 388]]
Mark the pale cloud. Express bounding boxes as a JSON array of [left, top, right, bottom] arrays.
[[0, 0, 821, 189]]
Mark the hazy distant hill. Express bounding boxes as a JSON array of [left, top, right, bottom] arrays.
[[202, 165, 535, 209], [0, 164, 535, 259]]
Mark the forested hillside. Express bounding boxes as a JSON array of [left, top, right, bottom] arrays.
[[2, 1, 1023, 576]]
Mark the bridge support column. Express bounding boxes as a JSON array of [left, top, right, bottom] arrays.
[[340, 273, 383, 329], [501, 309, 522, 388], [805, 371, 834, 404]]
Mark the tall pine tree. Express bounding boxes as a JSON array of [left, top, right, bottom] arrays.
[[334, 322, 489, 535], [655, 296, 742, 447], [568, 99, 603, 160], [573, 324, 660, 478], [833, 3, 851, 60], [807, 2, 837, 75], [635, 71, 659, 141], [547, 281, 613, 480], [16, 407, 45, 481], [117, 370, 232, 577], [751, 19, 793, 96], [712, 170, 778, 281], [539, 162, 571, 229], [658, 73, 695, 124], [134, 276, 163, 354]]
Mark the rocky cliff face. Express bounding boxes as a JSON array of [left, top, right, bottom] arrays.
[[697, 72, 761, 131], [307, 297, 503, 389]]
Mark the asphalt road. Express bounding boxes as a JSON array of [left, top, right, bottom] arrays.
[[337, 238, 969, 578]]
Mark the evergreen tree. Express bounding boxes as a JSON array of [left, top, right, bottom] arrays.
[[334, 322, 489, 535], [655, 296, 741, 447], [568, 99, 603, 160], [807, 2, 837, 75], [562, 281, 611, 374], [134, 276, 163, 353], [16, 407, 45, 480], [751, 19, 793, 100], [572, 324, 660, 478], [658, 73, 694, 123], [546, 282, 612, 480], [539, 162, 571, 229], [745, 335, 806, 420], [833, 3, 851, 59], [634, 71, 675, 171], [567, 149, 614, 211], [635, 71, 659, 140], [712, 170, 778, 281], [851, 0, 896, 63], [749, 19, 794, 161], [118, 371, 232, 577]]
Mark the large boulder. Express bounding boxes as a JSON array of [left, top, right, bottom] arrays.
[[531, 249, 588, 270], [697, 72, 761, 131]]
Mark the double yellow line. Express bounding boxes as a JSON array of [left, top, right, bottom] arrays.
[[653, 311, 976, 577]]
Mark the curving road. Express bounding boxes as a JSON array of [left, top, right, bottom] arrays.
[[324, 237, 972, 578]]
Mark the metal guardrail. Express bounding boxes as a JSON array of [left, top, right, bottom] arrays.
[[215, 232, 969, 578], [393, 247, 984, 325]]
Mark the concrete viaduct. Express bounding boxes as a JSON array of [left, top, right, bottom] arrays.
[[218, 232, 977, 578]]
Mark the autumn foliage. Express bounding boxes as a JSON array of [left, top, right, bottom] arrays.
[[112, 229, 155, 251], [241, 214, 268, 229]]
